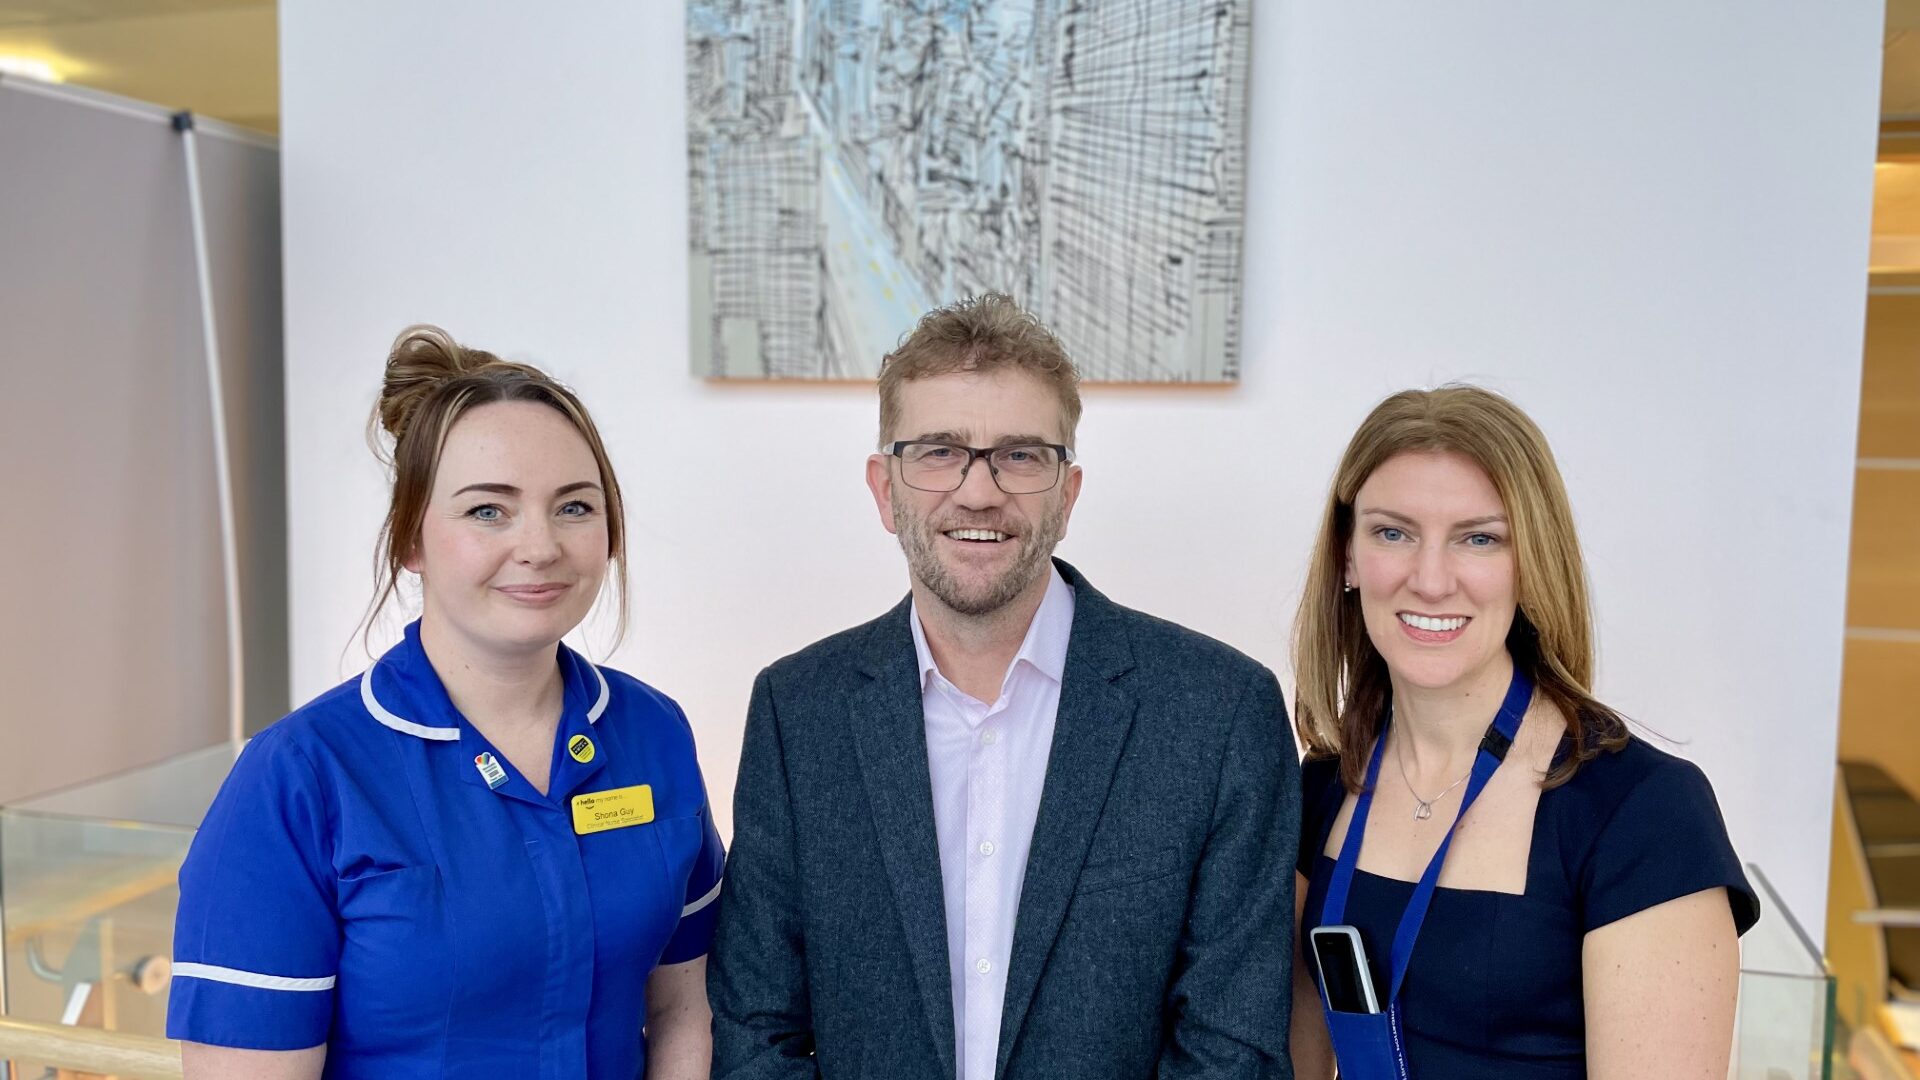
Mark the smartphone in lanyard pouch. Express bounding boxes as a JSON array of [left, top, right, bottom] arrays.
[[1309, 924, 1383, 1014]]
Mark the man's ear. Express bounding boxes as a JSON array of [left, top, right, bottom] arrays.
[[866, 454, 900, 535], [1056, 464, 1084, 539]]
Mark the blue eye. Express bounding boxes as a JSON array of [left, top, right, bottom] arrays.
[[559, 500, 594, 518], [1376, 526, 1406, 543], [468, 504, 504, 522], [1465, 532, 1500, 548]]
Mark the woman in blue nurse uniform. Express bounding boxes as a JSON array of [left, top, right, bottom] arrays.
[[168, 326, 724, 1079], [1286, 386, 1759, 1080]]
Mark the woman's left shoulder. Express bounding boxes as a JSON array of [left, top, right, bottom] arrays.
[[1556, 733, 1718, 801], [1545, 735, 1733, 853], [1552, 735, 1760, 934], [590, 664, 697, 741]]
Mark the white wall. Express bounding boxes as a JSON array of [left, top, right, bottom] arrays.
[[280, 1, 1881, 934]]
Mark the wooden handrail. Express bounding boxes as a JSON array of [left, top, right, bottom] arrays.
[[0, 1016, 182, 1079]]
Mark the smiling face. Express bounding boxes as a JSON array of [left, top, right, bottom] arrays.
[[1346, 450, 1517, 693], [409, 401, 610, 659], [865, 367, 1082, 618]]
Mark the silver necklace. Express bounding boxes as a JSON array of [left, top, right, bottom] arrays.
[[1394, 732, 1471, 821]]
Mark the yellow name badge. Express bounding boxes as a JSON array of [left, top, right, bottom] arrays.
[[571, 784, 655, 836]]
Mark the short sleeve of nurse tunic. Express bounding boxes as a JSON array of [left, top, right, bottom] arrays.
[[168, 621, 726, 1080], [1298, 735, 1760, 1080]]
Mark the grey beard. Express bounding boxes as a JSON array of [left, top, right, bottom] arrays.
[[892, 495, 1065, 618]]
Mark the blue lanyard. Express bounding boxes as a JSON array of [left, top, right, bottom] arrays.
[[1318, 668, 1534, 1004]]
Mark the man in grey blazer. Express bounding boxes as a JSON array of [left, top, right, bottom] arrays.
[[709, 293, 1300, 1080]]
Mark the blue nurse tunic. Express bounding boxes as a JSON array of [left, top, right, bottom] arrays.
[[167, 621, 726, 1079]]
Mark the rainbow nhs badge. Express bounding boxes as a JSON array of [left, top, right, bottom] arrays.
[[474, 752, 509, 790]]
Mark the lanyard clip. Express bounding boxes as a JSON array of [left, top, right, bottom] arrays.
[[1478, 726, 1513, 763]]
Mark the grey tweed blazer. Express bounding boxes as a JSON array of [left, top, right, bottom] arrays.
[[708, 560, 1300, 1080]]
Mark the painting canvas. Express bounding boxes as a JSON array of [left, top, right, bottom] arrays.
[[687, 0, 1252, 382]]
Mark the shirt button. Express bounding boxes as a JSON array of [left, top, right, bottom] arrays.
[[981, 730, 998, 745], [978, 841, 995, 857], [976, 958, 992, 975]]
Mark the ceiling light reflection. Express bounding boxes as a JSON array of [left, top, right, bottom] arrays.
[[0, 56, 63, 82]]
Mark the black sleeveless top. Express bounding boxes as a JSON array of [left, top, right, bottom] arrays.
[[1298, 736, 1760, 1079]]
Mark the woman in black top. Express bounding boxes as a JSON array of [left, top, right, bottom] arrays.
[[1288, 386, 1758, 1079]]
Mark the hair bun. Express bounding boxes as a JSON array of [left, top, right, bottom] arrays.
[[376, 324, 504, 444]]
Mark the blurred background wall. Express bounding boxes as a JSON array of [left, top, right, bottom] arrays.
[[274, 1, 1880, 934]]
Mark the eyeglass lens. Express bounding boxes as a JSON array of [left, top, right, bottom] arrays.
[[899, 443, 1063, 494]]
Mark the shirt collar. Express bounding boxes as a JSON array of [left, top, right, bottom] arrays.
[[910, 564, 1075, 696], [359, 619, 610, 741]]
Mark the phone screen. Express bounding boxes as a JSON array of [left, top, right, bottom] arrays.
[[1310, 926, 1381, 1014]]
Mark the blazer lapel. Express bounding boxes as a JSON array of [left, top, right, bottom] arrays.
[[995, 562, 1139, 1078], [848, 598, 957, 1080]]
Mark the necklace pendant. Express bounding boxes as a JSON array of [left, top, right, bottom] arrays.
[[1414, 801, 1434, 821]]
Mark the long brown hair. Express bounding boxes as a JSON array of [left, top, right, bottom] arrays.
[[361, 325, 629, 646], [1292, 385, 1629, 791]]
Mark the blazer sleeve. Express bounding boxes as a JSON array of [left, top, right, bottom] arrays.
[[708, 668, 823, 1080], [1157, 665, 1300, 1080]]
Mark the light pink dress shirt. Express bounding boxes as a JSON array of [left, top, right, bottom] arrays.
[[910, 566, 1075, 1080]]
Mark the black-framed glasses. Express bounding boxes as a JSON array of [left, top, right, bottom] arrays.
[[884, 440, 1075, 495]]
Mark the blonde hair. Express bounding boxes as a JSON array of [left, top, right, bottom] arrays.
[[1292, 385, 1628, 791], [876, 292, 1083, 447], [362, 325, 628, 645]]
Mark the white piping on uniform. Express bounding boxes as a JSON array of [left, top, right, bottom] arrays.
[[359, 665, 460, 741], [174, 962, 337, 992], [359, 654, 606, 737], [587, 664, 610, 723], [682, 877, 723, 919]]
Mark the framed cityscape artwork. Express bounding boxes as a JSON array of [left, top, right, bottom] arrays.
[[687, 1, 1252, 382]]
